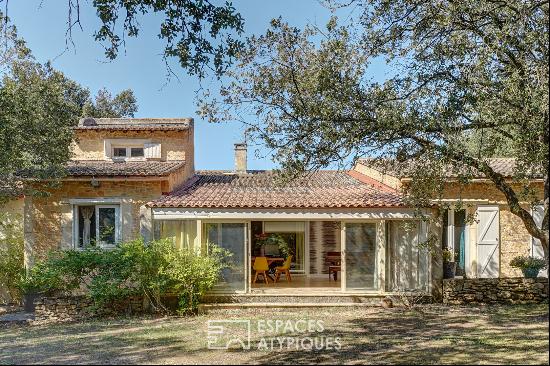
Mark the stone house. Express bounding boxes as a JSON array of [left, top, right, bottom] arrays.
[[0, 117, 546, 303], [19, 117, 195, 268]]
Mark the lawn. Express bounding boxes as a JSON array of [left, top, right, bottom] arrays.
[[0, 304, 548, 365]]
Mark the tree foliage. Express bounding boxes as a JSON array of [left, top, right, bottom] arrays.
[[82, 88, 138, 118], [201, 1, 549, 256], [62, 0, 244, 78], [0, 13, 138, 200]]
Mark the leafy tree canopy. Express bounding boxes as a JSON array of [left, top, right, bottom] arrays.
[[36, 0, 243, 78], [0, 13, 138, 201], [82, 88, 138, 118], [200, 1, 549, 255]]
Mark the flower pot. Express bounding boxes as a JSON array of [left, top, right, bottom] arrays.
[[23, 292, 38, 313], [522, 267, 540, 278], [443, 262, 456, 279]]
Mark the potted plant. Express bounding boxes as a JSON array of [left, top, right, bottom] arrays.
[[510, 256, 547, 278], [254, 233, 291, 258], [442, 248, 456, 279]]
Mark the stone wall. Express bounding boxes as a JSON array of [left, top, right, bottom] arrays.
[[441, 181, 545, 278], [34, 296, 152, 322], [443, 277, 548, 305], [72, 129, 194, 164], [26, 180, 165, 265]]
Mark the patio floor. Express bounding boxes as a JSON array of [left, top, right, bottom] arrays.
[[251, 275, 341, 293]]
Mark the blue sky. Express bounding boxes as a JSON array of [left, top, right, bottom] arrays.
[[8, 1, 384, 170]]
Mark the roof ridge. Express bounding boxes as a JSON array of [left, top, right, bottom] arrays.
[[147, 168, 405, 209]]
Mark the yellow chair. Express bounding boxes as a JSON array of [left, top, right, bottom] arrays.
[[253, 257, 270, 284], [275, 256, 293, 282]]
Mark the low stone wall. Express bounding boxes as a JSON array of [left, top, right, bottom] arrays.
[[34, 296, 150, 322], [443, 277, 549, 305]]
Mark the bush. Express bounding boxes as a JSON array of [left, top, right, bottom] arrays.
[[20, 238, 229, 314], [0, 213, 25, 303], [510, 256, 548, 271]]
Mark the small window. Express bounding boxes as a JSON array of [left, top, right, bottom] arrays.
[[113, 147, 127, 157], [75, 204, 120, 249], [130, 147, 144, 157]]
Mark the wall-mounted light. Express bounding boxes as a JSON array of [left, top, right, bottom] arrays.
[[90, 177, 100, 188]]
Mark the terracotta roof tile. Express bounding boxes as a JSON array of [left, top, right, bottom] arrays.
[[148, 170, 404, 208], [66, 160, 186, 177], [357, 157, 542, 179]]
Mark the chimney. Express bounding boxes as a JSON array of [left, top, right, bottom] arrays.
[[234, 143, 247, 173]]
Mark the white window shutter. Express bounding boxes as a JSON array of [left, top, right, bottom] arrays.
[[144, 143, 161, 159]]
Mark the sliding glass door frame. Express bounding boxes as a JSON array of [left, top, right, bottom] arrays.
[[199, 219, 251, 294], [341, 220, 386, 293]]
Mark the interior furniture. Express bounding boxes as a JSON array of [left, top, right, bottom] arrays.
[[252, 257, 270, 284], [274, 255, 293, 282], [325, 251, 342, 281]]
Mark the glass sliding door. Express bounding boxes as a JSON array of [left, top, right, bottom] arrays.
[[202, 222, 247, 292], [344, 223, 378, 290]]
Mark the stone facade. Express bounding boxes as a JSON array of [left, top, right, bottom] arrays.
[[441, 181, 545, 278], [23, 120, 196, 265], [73, 129, 194, 161], [24, 180, 165, 266], [443, 277, 548, 305]]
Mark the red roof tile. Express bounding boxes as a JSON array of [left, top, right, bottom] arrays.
[[148, 170, 404, 208], [66, 160, 186, 177], [357, 157, 543, 179]]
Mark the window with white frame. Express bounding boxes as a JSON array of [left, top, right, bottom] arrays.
[[74, 204, 120, 249], [104, 139, 161, 161], [111, 145, 145, 159]]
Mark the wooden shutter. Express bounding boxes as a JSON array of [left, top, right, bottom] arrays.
[[144, 143, 161, 159], [532, 205, 547, 277], [476, 206, 500, 278]]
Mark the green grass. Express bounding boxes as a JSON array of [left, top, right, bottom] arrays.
[[0, 304, 548, 364]]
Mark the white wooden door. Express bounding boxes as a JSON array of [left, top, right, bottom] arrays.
[[531, 205, 547, 277], [477, 206, 500, 278]]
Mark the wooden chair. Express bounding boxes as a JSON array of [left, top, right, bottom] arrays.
[[325, 251, 341, 281], [275, 256, 293, 282], [328, 265, 341, 281], [253, 257, 270, 284]]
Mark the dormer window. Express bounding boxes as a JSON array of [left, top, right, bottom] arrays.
[[130, 147, 144, 157], [113, 147, 128, 158], [111, 145, 146, 160], [105, 139, 161, 160]]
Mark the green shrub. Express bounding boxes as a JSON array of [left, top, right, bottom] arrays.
[[20, 238, 229, 314], [0, 213, 25, 303], [510, 256, 548, 271]]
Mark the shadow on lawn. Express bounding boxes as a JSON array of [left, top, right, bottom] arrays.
[[0, 305, 548, 365], [0, 317, 204, 364], [248, 305, 549, 365]]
